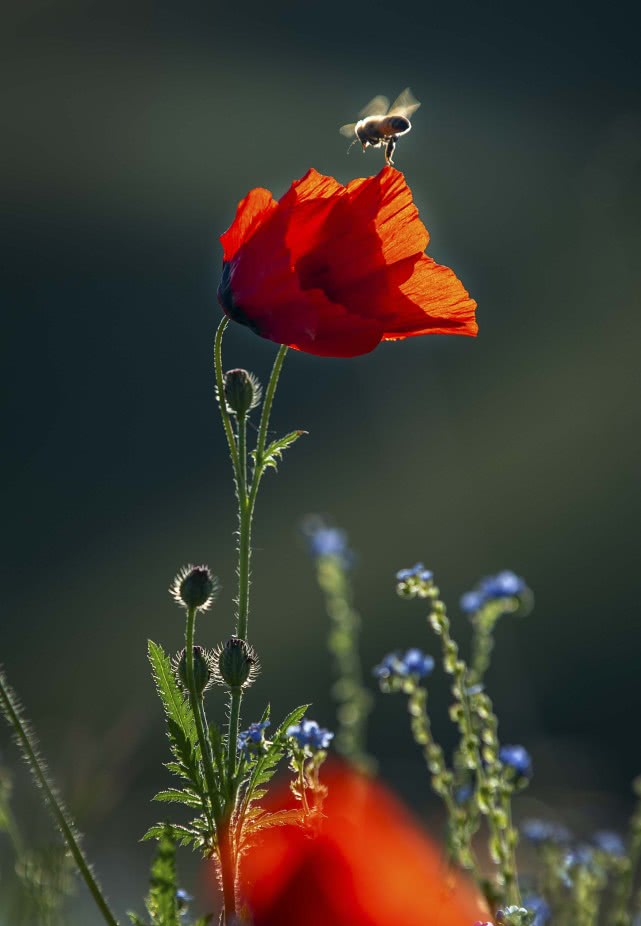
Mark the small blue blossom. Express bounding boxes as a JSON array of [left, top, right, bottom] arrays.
[[480, 570, 526, 598], [396, 562, 432, 581], [521, 818, 571, 845], [237, 720, 270, 756], [395, 563, 434, 598], [455, 783, 473, 805], [561, 844, 597, 886], [593, 830, 625, 856], [522, 895, 551, 926], [302, 517, 352, 566], [373, 648, 435, 681], [460, 590, 486, 614], [176, 889, 192, 914], [499, 744, 533, 778], [460, 570, 527, 614], [465, 683, 485, 696], [286, 719, 334, 751]]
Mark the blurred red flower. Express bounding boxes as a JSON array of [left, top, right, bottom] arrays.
[[237, 763, 488, 926], [217, 167, 477, 358]]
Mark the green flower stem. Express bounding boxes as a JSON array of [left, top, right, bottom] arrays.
[[426, 597, 520, 908], [226, 687, 242, 787], [213, 328, 288, 922], [184, 610, 223, 837], [214, 319, 241, 481], [315, 554, 373, 771], [251, 344, 288, 500], [0, 668, 120, 926], [406, 681, 480, 875]]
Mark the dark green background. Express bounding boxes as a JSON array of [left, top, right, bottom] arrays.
[[2, 0, 640, 918]]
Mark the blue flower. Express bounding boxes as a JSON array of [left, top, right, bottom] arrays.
[[521, 818, 571, 845], [302, 517, 352, 565], [286, 719, 334, 751], [373, 648, 435, 681], [522, 895, 551, 926], [460, 570, 527, 614], [237, 720, 270, 755], [480, 570, 526, 598], [460, 590, 486, 614], [175, 889, 192, 914], [499, 744, 533, 778], [395, 562, 433, 583], [455, 783, 474, 805], [593, 830, 625, 856]]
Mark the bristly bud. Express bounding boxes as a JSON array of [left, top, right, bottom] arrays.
[[222, 368, 262, 418], [213, 637, 260, 689], [170, 564, 219, 612], [172, 646, 215, 696]]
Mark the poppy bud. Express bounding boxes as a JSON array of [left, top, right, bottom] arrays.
[[213, 637, 260, 689], [173, 646, 214, 697], [222, 369, 262, 418], [170, 565, 218, 612]]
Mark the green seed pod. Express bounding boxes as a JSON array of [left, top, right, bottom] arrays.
[[222, 369, 262, 418], [172, 646, 215, 696], [170, 564, 218, 611], [213, 637, 260, 689]]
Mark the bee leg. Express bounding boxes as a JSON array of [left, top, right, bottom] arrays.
[[385, 136, 397, 166]]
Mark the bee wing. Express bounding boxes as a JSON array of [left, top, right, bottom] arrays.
[[358, 94, 390, 117], [388, 87, 421, 119], [339, 122, 357, 137]]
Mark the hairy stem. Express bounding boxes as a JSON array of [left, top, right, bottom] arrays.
[[0, 667, 120, 926]]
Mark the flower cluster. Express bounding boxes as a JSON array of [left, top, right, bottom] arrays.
[[395, 562, 434, 599], [520, 818, 571, 845], [499, 744, 533, 780], [373, 648, 435, 682], [460, 570, 528, 615], [237, 721, 270, 757], [302, 516, 353, 567], [286, 719, 334, 752]]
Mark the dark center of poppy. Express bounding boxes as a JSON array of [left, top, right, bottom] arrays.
[[217, 262, 262, 334]]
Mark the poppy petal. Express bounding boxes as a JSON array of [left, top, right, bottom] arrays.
[[217, 167, 477, 357], [346, 166, 429, 265], [238, 763, 488, 926], [382, 253, 478, 338], [220, 188, 277, 262]]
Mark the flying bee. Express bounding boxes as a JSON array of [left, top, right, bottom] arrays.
[[339, 88, 421, 166]]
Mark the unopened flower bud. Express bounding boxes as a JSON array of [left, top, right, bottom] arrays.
[[223, 369, 262, 417], [213, 637, 260, 689], [173, 646, 214, 696], [170, 564, 218, 612]]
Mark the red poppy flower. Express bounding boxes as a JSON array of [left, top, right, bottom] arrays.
[[235, 763, 488, 926], [218, 167, 477, 358]]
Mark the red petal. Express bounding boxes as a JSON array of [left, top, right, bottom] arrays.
[[381, 253, 478, 338], [238, 764, 488, 926], [220, 187, 277, 262], [346, 166, 429, 264]]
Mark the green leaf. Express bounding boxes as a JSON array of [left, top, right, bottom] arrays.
[[148, 641, 205, 797], [145, 826, 179, 926], [127, 913, 148, 926], [152, 789, 202, 808], [254, 430, 307, 472]]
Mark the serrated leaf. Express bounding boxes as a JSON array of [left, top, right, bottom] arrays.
[[273, 704, 309, 741], [148, 641, 206, 798], [145, 826, 179, 926], [127, 913, 148, 926], [152, 789, 202, 808], [254, 430, 307, 472]]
